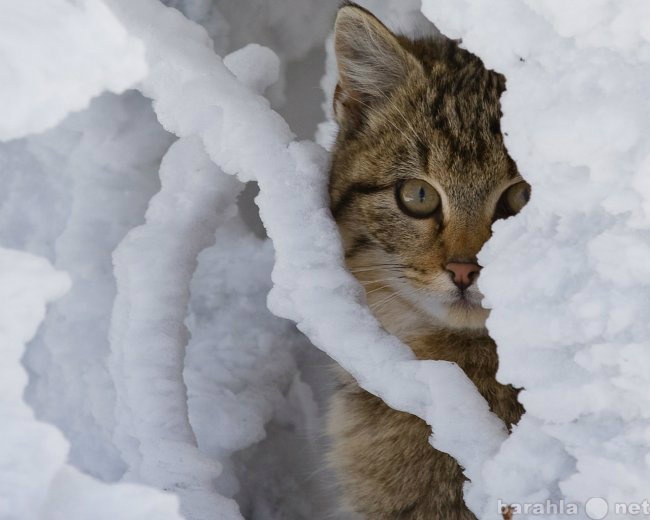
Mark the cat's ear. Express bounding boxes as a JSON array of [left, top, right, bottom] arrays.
[[333, 3, 423, 124]]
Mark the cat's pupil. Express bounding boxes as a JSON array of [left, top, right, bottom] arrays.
[[418, 187, 425, 203]]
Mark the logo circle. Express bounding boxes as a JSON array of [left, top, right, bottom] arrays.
[[585, 497, 608, 519]]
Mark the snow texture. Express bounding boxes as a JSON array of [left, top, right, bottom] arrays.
[[0, 0, 146, 141], [423, 0, 650, 517], [0, 248, 183, 520], [1, 0, 648, 519], [1, 1, 340, 518], [108, 136, 243, 520]]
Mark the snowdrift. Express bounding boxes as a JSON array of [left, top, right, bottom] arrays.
[[1, 0, 648, 519]]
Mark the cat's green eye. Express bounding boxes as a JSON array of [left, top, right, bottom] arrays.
[[494, 181, 531, 221], [397, 179, 441, 218], [505, 182, 531, 214]]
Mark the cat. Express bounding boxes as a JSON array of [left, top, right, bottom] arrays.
[[326, 3, 528, 519]]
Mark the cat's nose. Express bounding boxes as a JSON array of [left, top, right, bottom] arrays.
[[445, 262, 481, 290]]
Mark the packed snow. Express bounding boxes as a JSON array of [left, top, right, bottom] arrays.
[[1, 0, 648, 519]]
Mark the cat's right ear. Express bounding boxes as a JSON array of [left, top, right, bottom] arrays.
[[333, 3, 422, 125]]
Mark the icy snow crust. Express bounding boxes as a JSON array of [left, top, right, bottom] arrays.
[[1, 0, 648, 519]]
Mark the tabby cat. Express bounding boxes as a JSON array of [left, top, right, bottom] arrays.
[[327, 3, 528, 519]]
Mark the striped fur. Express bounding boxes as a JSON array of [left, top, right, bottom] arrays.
[[327, 4, 526, 519]]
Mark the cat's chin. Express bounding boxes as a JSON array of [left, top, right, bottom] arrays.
[[441, 300, 490, 330]]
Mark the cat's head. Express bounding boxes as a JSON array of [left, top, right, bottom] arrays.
[[329, 4, 530, 332]]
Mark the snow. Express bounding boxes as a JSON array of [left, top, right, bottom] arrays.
[[1, 0, 648, 519], [0, 0, 146, 141], [108, 136, 243, 520], [105, 2, 505, 497], [0, 248, 183, 520], [17, 92, 172, 480], [1, 1, 342, 518], [423, 0, 650, 517], [0, 249, 71, 519], [184, 215, 327, 517]]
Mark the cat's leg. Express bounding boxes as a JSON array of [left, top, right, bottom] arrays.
[[327, 383, 476, 520]]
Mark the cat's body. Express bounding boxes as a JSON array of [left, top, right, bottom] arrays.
[[328, 334, 522, 519], [327, 4, 527, 519]]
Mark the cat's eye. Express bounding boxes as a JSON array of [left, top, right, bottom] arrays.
[[505, 182, 531, 213], [396, 179, 441, 218], [494, 181, 531, 221]]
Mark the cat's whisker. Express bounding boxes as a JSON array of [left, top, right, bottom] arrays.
[[350, 264, 404, 269], [364, 284, 393, 295], [368, 291, 394, 308], [358, 276, 404, 285], [369, 291, 402, 313], [348, 265, 404, 273], [370, 297, 401, 315], [348, 263, 404, 268], [350, 271, 403, 278], [350, 269, 399, 275], [363, 280, 400, 294], [402, 284, 430, 297]]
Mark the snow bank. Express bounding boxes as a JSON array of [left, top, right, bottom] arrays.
[[0, 0, 146, 141], [4, 0, 646, 519], [15, 92, 172, 481], [1, 1, 339, 518], [0, 248, 183, 520], [423, 0, 650, 517], [185, 214, 326, 517], [0, 249, 70, 518], [108, 137, 242, 520]]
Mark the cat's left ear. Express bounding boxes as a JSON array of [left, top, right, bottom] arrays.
[[333, 3, 423, 124]]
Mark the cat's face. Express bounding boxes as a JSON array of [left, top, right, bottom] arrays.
[[329, 5, 529, 332]]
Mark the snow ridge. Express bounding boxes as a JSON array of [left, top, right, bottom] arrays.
[[108, 137, 243, 519]]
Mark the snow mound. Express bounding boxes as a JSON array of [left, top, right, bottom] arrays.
[[2, 0, 647, 519], [108, 136, 243, 520], [0, 248, 183, 520], [0, 0, 146, 141], [1, 1, 340, 518]]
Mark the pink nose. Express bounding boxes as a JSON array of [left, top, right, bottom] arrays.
[[445, 262, 481, 290]]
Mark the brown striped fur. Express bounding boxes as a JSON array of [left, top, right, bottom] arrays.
[[327, 4, 526, 519]]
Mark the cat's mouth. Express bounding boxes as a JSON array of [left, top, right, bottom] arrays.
[[349, 258, 489, 329], [398, 275, 489, 329], [449, 286, 484, 307]]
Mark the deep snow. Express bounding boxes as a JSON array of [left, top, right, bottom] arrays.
[[1, 1, 648, 519]]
